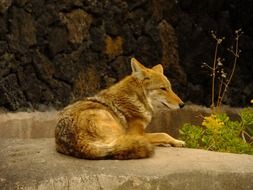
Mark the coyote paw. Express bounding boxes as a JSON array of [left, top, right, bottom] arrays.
[[172, 140, 185, 147], [157, 143, 172, 147]]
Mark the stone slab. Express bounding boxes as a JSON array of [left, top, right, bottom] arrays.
[[0, 138, 252, 190]]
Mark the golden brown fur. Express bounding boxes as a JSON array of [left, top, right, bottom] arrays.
[[55, 58, 185, 159]]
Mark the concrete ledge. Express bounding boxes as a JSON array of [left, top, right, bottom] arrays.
[[0, 105, 241, 139], [1, 138, 253, 190], [0, 110, 58, 138]]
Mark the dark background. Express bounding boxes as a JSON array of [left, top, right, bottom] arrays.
[[0, 0, 252, 111]]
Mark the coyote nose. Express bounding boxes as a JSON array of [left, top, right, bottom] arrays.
[[179, 103, 185, 109]]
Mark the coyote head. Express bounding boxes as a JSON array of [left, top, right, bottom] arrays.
[[131, 58, 184, 110]]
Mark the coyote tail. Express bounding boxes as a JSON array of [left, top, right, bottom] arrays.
[[109, 135, 154, 159], [70, 135, 154, 160]]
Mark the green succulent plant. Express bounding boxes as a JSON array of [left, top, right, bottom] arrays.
[[179, 109, 253, 155]]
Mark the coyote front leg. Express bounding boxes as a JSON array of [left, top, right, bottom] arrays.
[[145, 133, 185, 147]]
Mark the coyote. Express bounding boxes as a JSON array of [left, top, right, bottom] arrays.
[[55, 58, 185, 159]]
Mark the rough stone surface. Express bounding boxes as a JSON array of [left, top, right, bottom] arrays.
[[0, 0, 12, 14], [0, 138, 253, 190], [59, 9, 92, 44], [158, 20, 187, 85], [0, 0, 252, 110]]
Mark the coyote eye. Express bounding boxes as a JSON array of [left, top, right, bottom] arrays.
[[160, 87, 167, 91]]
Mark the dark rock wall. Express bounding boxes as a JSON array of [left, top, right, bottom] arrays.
[[0, 0, 252, 111], [175, 0, 253, 107]]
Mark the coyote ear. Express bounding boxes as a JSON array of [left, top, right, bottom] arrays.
[[152, 64, 164, 73], [131, 58, 146, 73]]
